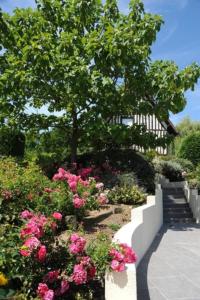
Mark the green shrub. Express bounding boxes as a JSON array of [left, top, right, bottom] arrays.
[[171, 158, 194, 172], [117, 172, 138, 187], [108, 185, 146, 205], [77, 149, 155, 193], [186, 164, 200, 191], [153, 158, 183, 182], [0, 158, 74, 225], [0, 127, 25, 157], [178, 132, 200, 165]]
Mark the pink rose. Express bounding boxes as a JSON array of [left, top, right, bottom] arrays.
[[88, 265, 96, 279], [71, 264, 87, 285], [60, 280, 69, 294], [68, 180, 77, 192], [98, 193, 108, 205], [111, 260, 125, 272], [73, 196, 86, 209], [43, 289, 54, 300], [52, 212, 62, 220], [69, 234, 86, 254], [44, 270, 59, 283], [55, 279, 69, 297], [20, 210, 34, 219], [20, 237, 40, 257], [37, 245, 47, 262], [120, 243, 137, 263], [37, 283, 49, 298], [70, 233, 79, 242], [95, 182, 104, 190]]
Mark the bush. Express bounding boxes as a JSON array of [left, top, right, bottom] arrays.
[[108, 185, 146, 205], [171, 157, 194, 172], [0, 158, 72, 225], [0, 127, 25, 157], [186, 164, 200, 191], [77, 149, 155, 193], [1, 212, 137, 299], [178, 132, 200, 165], [153, 158, 183, 182], [0, 159, 107, 227]]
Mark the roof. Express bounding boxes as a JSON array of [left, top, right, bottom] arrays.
[[161, 119, 179, 136]]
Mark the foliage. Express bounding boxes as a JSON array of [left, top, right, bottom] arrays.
[[117, 172, 138, 188], [1, 212, 136, 299], [174, 117, 200, 155], [178, 132, 200, 165], [0, 158, 72, 225], [0, 158, 108, 228], [153, 157, 183, 182], [108, 185, 146, 205], [186, 164, 200, 191], [0, 126, 25, 157], [0, 159, 138, 299], [171, 157, 194, 172], [0, 1, 199, 160], [77, 149, 156, 192]]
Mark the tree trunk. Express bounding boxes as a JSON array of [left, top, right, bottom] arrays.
[[70, 108, 78, 163]]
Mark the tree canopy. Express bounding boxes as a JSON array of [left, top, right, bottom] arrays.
[[0, 0, 200, 160]]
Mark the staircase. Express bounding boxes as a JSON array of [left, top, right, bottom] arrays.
[[163, 187, 195, 223]]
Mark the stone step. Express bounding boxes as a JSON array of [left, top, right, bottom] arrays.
[[164, 207, 190, 212], [163, 196, 186, 201], [163, 200, 187, 205], [163, 188, 184, 192], [163, 192, 185, 196], [163, 203, 189, 209], [164, 217, 196, 223], [164, 212, 193, 218]]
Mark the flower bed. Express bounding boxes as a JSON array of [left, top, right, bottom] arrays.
[[0, 158, 143, 299]]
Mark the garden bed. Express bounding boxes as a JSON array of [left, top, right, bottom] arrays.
[[60, 204, 133, 243]]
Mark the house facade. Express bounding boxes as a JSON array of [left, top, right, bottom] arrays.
[[112, 114, 178, 155]]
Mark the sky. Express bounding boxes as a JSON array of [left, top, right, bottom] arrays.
[[0, 0, 200, 124]]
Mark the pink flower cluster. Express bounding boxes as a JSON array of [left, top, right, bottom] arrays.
[[19, 211, 62, 262], [40, 270, 69, 299], [53, 168, 89, 193], [73, 194, 86, 209], [98, 192, 108, 205], [20, 213, 47, 239], [77, 167, 93, 180], [71, 256, 96, 285], [69, 233, 86, 254], [20, 213, 48, 261], [52, 212, 62, 220], [37, 283, 54, 300], [109, 243, 137, 272]]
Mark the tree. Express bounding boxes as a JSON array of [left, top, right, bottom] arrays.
[[174, 117, 200, 154], [178, 132, 200, 165], [0, 0, 200, 161]]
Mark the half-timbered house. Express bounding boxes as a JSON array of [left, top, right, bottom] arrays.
[[112, 115, 178, 155]]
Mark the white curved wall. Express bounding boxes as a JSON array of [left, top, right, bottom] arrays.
[[105, 186, 163, 300]]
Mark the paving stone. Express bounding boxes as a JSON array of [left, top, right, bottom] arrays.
[[137, 187, 200, 300], [152, 275, 200, 298], [137, 287, 168, 300]]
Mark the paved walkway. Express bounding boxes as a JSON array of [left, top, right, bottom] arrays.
[[137, 224, 200, 300]]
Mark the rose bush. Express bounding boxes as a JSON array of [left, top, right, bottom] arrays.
[[14, 211, 136, 299], [0, 160, 138, 299]]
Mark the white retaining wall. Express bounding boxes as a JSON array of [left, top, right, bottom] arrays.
[[158, 175, 186, 188], [105, 185, 163, 300], [184, 182, 200, 223]]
